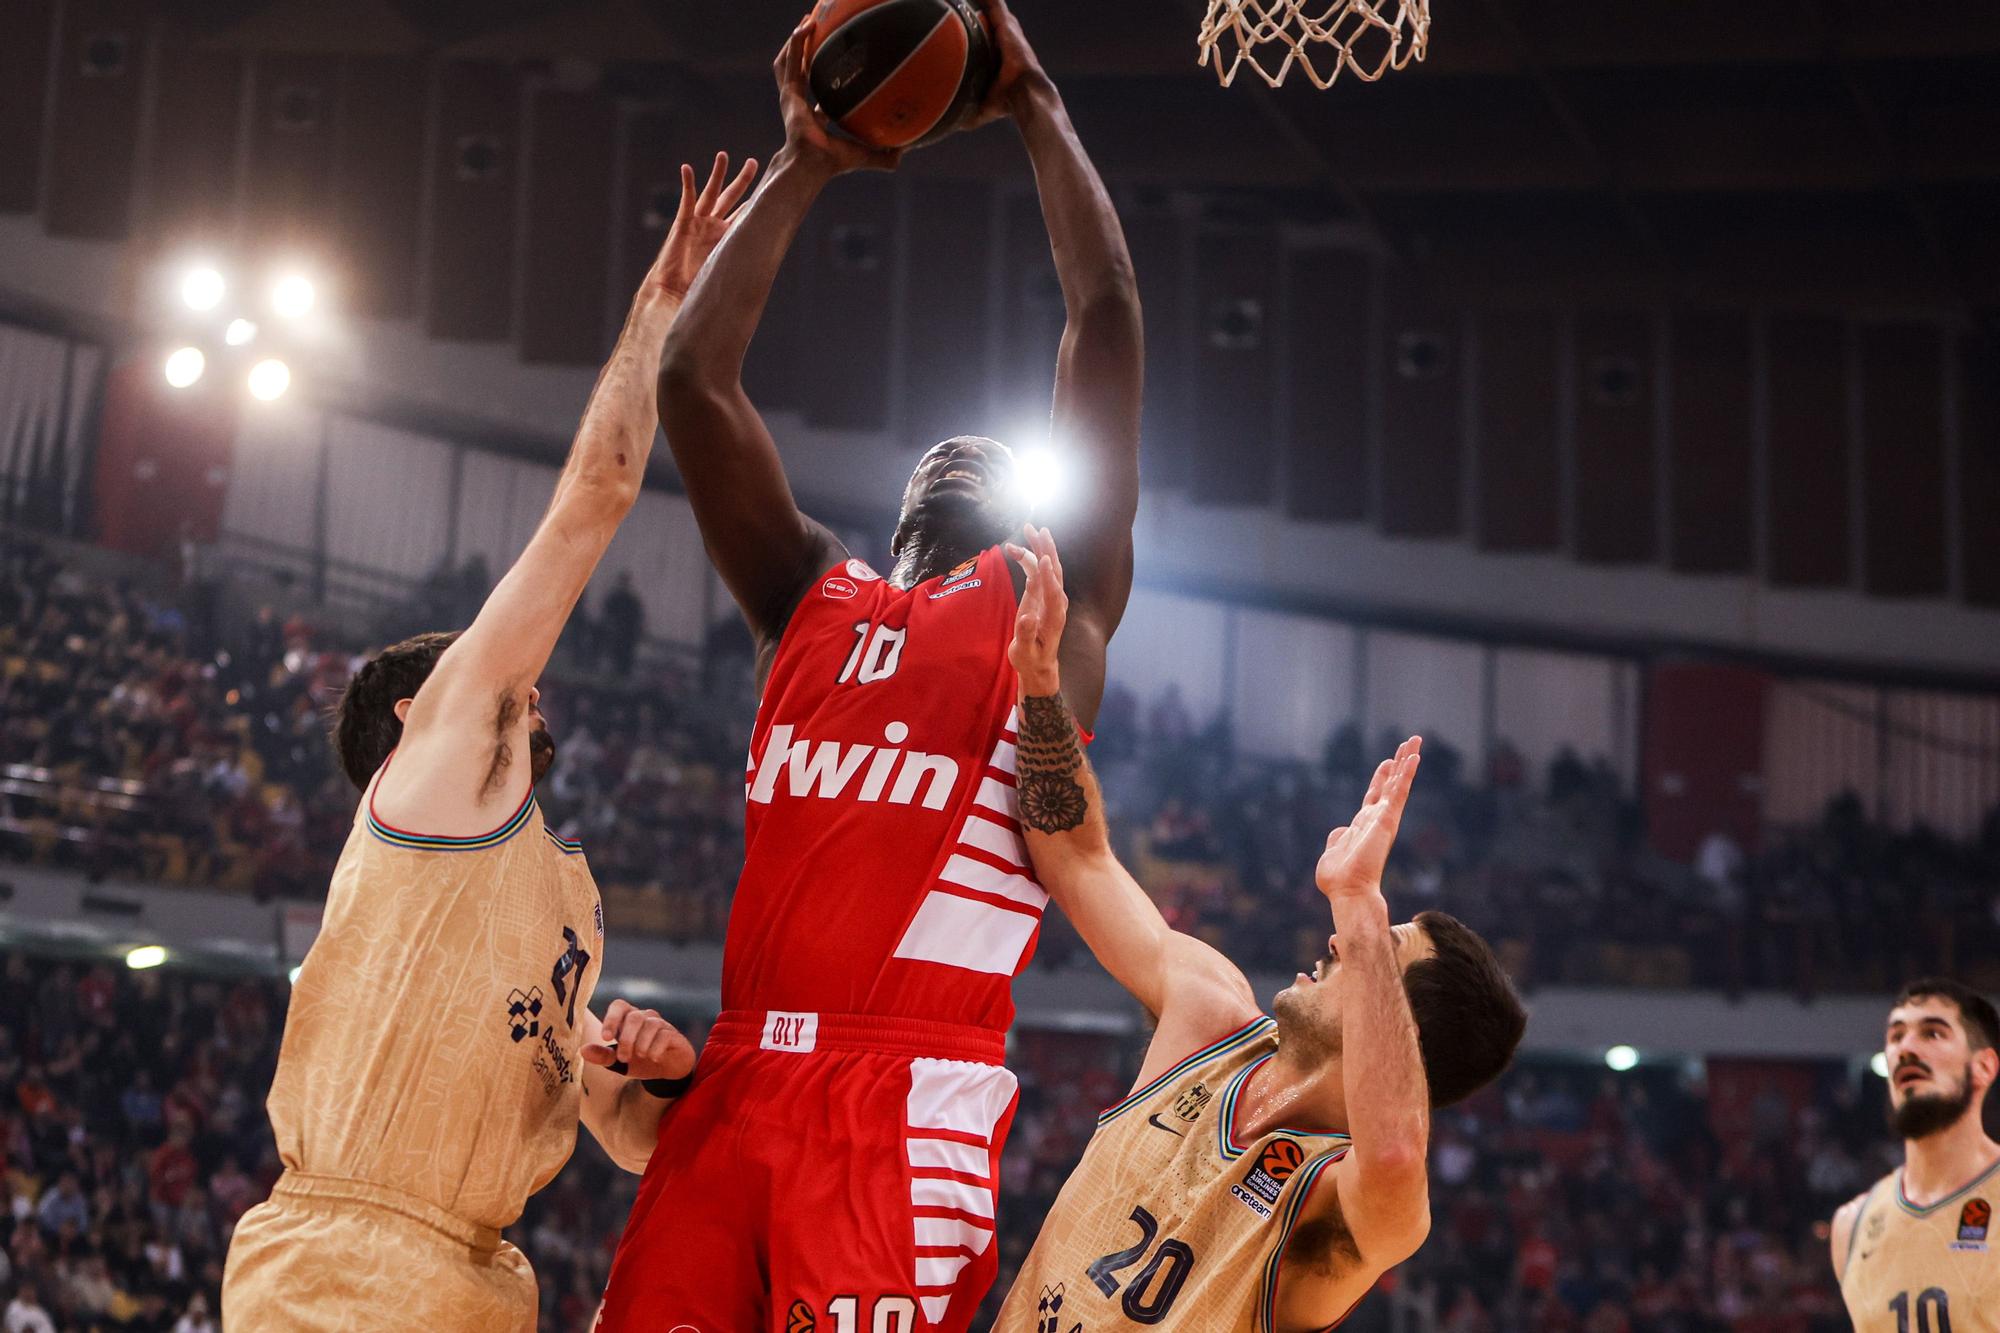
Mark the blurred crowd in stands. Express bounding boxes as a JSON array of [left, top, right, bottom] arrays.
[[8, 534, 1999, 1000], [0, 947, 1893, 1331]]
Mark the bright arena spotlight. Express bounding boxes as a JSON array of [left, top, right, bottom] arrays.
[[124, 945, 168, 971], [271, 272, 317, 320], [247, 357, 292, 401], [226, 317, 258, 346], [179, 265, 225, 311], [1870, 1052, 1890, 1079], [1604, 1044, 1640, 1072], [163, 345, 206, 388], [1014, 443, 1071, 511]]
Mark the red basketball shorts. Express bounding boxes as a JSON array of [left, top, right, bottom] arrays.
[[593, 1010, 1019, 1333]]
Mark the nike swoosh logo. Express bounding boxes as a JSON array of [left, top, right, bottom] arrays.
[[1147, 1113, 1187, 1137]]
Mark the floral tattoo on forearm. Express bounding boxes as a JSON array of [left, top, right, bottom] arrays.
[[1016, 692, 1087, 833]]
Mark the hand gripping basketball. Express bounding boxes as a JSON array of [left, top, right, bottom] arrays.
[[777, 20, 903, 175], [582, 999, 696, 1083], [961, 0, 1050, 131]]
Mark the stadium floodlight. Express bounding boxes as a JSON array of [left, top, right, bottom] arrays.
[[225, 318, 258, 347], [125, 945, 168, 970], [180, 266, 225, 311], [271, 273, 316, 320], [1015, 444, 1071, 511], [248, 358, 292, 402], [1870, 1052, 1890, 1079], [163, 346, 206, 389], [1604, 1044, 1639, 1072]]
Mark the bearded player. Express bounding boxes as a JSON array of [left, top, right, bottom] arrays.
[[220, 155, 758, 1332], [1831, 980, 2000, 1329], [594, 4, 1142, 1331], [991, 530, 1525, 1332]]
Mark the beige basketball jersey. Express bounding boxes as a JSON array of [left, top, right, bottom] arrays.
[[265, 769, 603, 1232], [995, 1016, 1355, 1333], [1841, 1159, 2000, 1333]]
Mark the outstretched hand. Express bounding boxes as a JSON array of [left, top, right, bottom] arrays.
[[1005, 525, 1067, 696], [644, 152, 760, 301], [581, 999, 696, 1082], [775, 20, 903, 176], [1315, 737, 1422, 900]]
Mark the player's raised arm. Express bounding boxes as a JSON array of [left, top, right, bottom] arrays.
[[973, 0, 1143, 724], [657, 23, 902, 645], [1008, 529, 1257, 1049], [373, 156, 757, 834], [1299, 742, 1434, 1290]]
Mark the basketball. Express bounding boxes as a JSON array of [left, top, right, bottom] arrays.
[[806, 0, 997, 150]]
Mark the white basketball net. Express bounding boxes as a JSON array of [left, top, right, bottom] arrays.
[[1198, 0, 1430, 89]]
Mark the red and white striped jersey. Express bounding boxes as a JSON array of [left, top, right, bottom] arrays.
[[726, 545, 1046, 1032]]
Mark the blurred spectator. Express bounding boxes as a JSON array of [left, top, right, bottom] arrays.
[[6, 532, 2000, 1013], [4, 1281, 55, 1333], [600, 573, 644, 680]]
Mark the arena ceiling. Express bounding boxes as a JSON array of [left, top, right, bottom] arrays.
[[5, 0, 1998, 611], [124, 0, 2000, 311]]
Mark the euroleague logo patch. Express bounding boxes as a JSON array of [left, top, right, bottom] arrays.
[[1955, 1197, 1991, 1252], [786, 1301, 816, 1333], [1231, 1137, 1305, 1219], [822, 577, 858, 601]]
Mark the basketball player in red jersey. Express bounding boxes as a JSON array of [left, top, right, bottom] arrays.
[[593, 5, 1142, 1332]]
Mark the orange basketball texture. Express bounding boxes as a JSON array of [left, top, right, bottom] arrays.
[[806, 0, 997, 150]]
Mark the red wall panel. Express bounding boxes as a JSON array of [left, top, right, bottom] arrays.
[[996, 192, 1064, 436], [1285, 247, 1371, 523], [1961, 331, 2000, 608], [44, 0, 147, 240], [1765, 315, 1850, 588], [1475, 307, 1560, 552], [1124, 209, 1189, 491], [332, 57, 426, 320], [144, 42, 244, 251], [425, 63, 520, 342], [1572, 309, 1658, 563], [1643, 661, 1769, 861], [1378, 277, 1461, 537], [1858, 323, 1947, 597], [1668, 309, 1753, 574], [518, 88, 617, 366], [901, 178, 995, 453], [1189, 227, 1280, 507], [245, 52, 339, 252], [612, 107, 683, 307], [797, 172, 894, 432], [90, 361, 236, 562], [0, 0, 57, 214]]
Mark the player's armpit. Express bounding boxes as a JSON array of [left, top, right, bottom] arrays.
[[1271, 1169, 1425, 1333]]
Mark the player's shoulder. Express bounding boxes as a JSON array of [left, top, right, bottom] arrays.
[[1829, 1180, 1884, 1277], [1125, 997, 1271, 1105]]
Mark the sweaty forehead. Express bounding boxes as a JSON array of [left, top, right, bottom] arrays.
[[1889, 999, 1963, 1032]]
